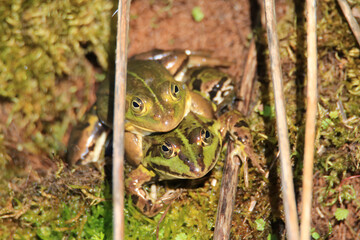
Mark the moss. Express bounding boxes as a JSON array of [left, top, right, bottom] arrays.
[[0, 0, 113, 156]]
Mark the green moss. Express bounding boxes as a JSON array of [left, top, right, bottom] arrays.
[[0, 0, 113, 155], [124, 167, 221, 239]]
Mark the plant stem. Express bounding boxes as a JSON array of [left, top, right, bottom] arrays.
[[263, 0, 299, 239], [300, 0, 318, 239], [113, 0, 130, 239]]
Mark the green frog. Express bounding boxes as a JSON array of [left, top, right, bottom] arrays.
[[126, 112, 222, 217], [126, 109, 265, 217], [125, 51, 263, 216]]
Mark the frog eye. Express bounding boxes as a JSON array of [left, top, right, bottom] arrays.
[[170, 83, 181, 100], [160, 141, 175, 159], [131, 97, 145, 114], [200, 129, 212, 145]]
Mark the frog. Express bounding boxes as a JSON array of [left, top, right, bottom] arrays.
[[67, 59, 215, 167], [125, 111, 222, 217], [133, 49, 264, 180], [183, 63, 265, 185], [126, 110, 263, 217]]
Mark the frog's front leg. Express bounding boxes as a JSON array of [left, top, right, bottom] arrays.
[[189, 91, 215, 119], [218, 110, 265, 187], [67, 106, 110, 168], [125, 165, 180, 217]]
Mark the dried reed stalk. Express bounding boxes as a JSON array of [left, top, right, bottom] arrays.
[[263, 0, 299, 239], [213, 144, 240, 240], [300, 0, 318, 239], [113, 0, 130, 239]]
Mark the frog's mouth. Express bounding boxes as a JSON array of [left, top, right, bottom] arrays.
[[151, 155, 217, 180], [126, 122, 181, 136]]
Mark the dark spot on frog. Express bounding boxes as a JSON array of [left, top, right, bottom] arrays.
[[190, 68, 207, 82], [173, 56, 189, 77], [142, 200, 153, 213], [234, 131, 249, 143], [179, 152, 196, 172], [88, 145, 95, 152], [131, 195, 139, 205], [234, 120, 249, 128], [197, 151, 205, 171], [192, 78, 202, 91], [209, 76, 228, 100]]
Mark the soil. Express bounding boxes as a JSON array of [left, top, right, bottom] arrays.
[[128, 0, 252, 79]]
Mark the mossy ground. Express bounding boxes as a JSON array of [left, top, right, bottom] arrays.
[[1, 0, 360, 239]]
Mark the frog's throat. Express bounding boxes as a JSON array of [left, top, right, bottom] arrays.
[[125, 122, 159, 135]]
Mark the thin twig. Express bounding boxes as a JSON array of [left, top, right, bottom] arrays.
[[156, 202, 173, 240], [237, 39, 257, 116], [263, 0, 299, 239], [300, 0, 318, 239], [337, 0, 360, 46], [113, 0, 130, 239], [213, 143, 240, 240]]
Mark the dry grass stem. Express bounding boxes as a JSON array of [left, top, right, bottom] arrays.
[[300, 0, 318, 239], [263, 0, 299, 239], [113, 0, 131, 239], [237, 40, 257, 116], [337, 0, 360, 46], [214, 144, 240, 240]]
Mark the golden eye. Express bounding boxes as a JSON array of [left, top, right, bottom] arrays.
[[161, 141, 175, 159], [200, 129, 212, 145], [170, 83, 181, 100], [131, 97, 145, 114]]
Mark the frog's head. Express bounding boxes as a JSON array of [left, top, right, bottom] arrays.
[[143, 113, 222, 180], [125, 60, 190, 133]]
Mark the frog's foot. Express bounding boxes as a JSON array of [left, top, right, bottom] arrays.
[[128, 186, 181, 218], [219, 110, 266, 187], [126, 165, 180, 217], [229, 140, 265, 188], [131, 49, 231, 81], [158, 189, 182, 205]]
